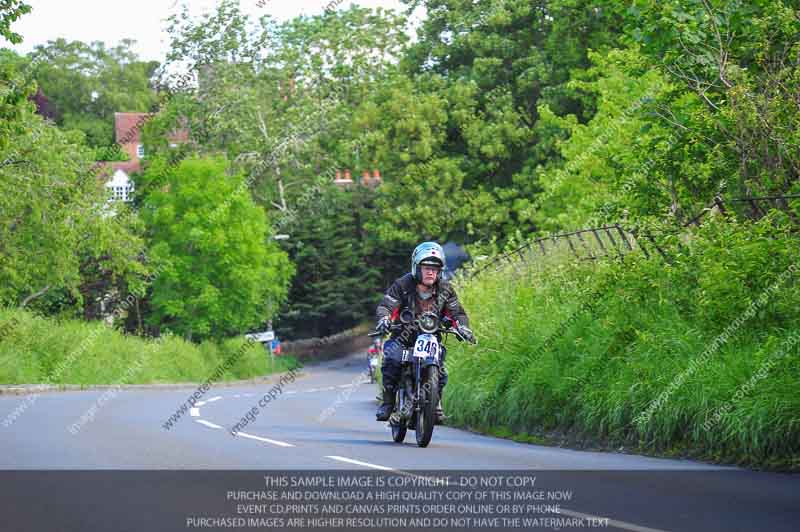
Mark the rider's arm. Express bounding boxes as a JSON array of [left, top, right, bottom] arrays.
[[440, 283, 469, 327], [376, 278, 404, 321]]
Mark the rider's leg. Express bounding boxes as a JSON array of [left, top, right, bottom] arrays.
[[377, 339, 402, 421]]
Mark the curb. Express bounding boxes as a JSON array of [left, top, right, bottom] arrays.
[[0, 370, 306, 396]]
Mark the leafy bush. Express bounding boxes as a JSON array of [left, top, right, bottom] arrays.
[[446, 214, 800, 470], [0, 309, 298, 386]]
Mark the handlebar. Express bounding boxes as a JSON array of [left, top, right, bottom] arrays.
[[368, 321, 477, 345], [368, 323, 403, 337]]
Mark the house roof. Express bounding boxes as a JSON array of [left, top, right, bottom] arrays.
[[92, 160, 141, 183], [114, 112, 153, 144], [110, 160, 141, 174], [115, 112, 191, 145]]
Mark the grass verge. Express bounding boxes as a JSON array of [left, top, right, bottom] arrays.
[[0, 310, 300, 386], [445, 213, 800, 471]]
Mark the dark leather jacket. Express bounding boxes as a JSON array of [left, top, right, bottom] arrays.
[[376, 273, 469, 346]]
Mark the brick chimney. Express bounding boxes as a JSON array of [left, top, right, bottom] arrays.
[[361, 168, 382, 188], [334, 168, 354, 188]]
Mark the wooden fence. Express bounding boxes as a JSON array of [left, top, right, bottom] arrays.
[[464, 193, 800, 279]]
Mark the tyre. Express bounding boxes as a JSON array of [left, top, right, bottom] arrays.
[[391, 389, 407, 443], [415, 366, 439, 448]]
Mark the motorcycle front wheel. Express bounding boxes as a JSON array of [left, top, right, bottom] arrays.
[[391, 389, 407, 443], [415, 366, 439, 448]]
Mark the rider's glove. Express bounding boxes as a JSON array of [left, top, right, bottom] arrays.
[[376, 316, 392, 334], [459, 325, 475, 343]]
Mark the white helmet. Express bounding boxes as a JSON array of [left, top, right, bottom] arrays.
[[411, 242, 446, 282]]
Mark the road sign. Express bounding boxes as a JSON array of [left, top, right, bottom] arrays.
[[245, 330, 275, 343]]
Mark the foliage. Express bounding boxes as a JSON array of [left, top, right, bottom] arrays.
[[94, 143, 130, 162], [158, 1, 408, 213], [511, 0, 800, 235], [623, 0, 800, 205], [0, 58, 146, 314], [141, 156, 294, 341], [155, 1, 411, 337], [274, 182, 407, 339], [447, 214, 800, 470], [531, 46, 690, 231], [0, 0, 30, 44], [360, 0, 629, 245], [0, 307, 299, 385], [27, 38, 159, 148]]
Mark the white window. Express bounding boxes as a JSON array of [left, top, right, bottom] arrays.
[[106, 171, 134, 203], [136, 144, 145, 158]]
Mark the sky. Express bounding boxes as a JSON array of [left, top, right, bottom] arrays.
[[6, 0, 421, 61]]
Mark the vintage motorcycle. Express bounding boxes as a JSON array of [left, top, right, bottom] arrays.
[[367, 342, 381, 384], [370, 310, 475, 447]]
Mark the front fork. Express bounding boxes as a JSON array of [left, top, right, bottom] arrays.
[[397, 361, 435, 420]]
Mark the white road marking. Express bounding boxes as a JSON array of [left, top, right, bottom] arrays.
[[337, 384, 352, 388], [325, 456, 395, 471], [285, 391, 297, 395], [324, 456, 669, 532], [324, 456, 451, 484], [195, 419, 222, 429], [206, 396, 222, 403], [306, 388, 321, 393], [559, 508, 669, 532], [195, 401, 206, 406], [190, 407, 200, 417], [235, 431, 294, 448]]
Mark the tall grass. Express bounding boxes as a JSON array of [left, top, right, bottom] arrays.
[[0, 310, 299, 386], [445, 213, 800, 470]]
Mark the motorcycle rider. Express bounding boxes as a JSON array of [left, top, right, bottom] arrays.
[[375, 241, 474, 424]]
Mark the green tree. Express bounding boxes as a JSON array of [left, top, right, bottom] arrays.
[[27, 38, 159, 148], [624, 0, 800, 201], [0, 0, 30, 44], [141, 156, 294, 341], [346, 0, 631, 249], [157, 0, 408, 217], [406, 2, 624, 202], [274, 181, 407, 339], [532, 0, 800, 233], [0, 54, 147, 314]]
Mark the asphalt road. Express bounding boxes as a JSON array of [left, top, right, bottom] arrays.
[[1, 352, 798, 532]]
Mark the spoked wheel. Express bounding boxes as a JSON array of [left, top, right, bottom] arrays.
[[415, 366, 439, 448], [391, 390, 407, 443]]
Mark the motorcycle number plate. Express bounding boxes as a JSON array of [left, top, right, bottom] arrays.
[[413, 334, 439, 359]]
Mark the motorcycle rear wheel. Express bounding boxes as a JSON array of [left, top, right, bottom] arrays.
[[415, 366, 439, 448]]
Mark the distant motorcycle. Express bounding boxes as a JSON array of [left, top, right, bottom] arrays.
[[367, 344, 381, 384], [370, 310, 475, 447]]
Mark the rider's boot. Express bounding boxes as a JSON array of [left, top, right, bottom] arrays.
[[376, 386, 396, 421]]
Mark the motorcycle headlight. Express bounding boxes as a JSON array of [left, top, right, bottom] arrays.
[[418, 312, 439, 334]]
